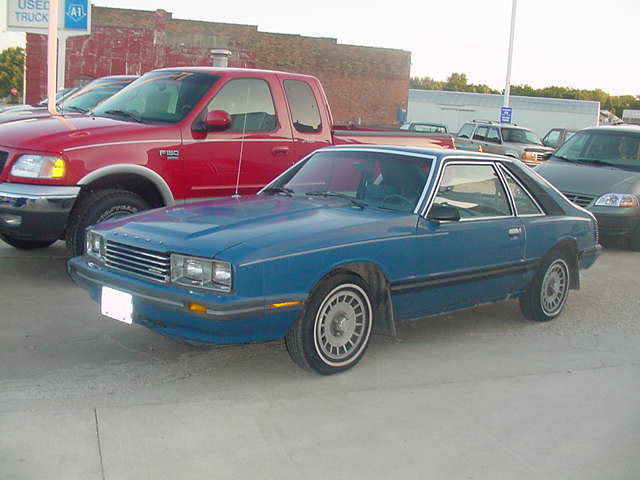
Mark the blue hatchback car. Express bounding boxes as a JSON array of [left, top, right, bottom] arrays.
[[68, 146, 601, 374]]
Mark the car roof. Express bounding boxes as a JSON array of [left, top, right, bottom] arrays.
[[580, 124, 640, 134], [324, 144, 509, 163], [464, 121, 532, 131]]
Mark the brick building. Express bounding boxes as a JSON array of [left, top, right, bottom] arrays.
[[25, 6, 410, 125]]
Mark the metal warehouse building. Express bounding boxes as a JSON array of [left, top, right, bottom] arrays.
[[408, 89, 600, 137]]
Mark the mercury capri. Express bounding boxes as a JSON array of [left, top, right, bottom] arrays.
[[68, 146, 601, 374]]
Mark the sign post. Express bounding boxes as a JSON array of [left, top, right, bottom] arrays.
[[5, 0, 91, 108]]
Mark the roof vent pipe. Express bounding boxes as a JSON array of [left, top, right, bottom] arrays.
[[211, 49, 232, 67]]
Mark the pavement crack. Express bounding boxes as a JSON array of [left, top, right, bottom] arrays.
[[94, 408, 106, 480]]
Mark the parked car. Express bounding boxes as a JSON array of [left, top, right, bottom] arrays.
[[400, 121, 448, 134], [68, 145, 601, 374], [0, 67, 455, 255], [0, 76, 137, 123], [455, 121, 553, 166], [536, 125, 640, 250], [542, 128, 577, 149]]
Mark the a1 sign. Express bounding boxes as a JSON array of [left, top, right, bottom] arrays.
[[500, 106, 513, 124], [64, 0, 88, 30]]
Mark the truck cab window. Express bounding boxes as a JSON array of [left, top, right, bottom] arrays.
[[207, 78, 277, 132], [284, 80, 322, 133]]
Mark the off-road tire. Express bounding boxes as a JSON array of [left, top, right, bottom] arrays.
[[285, 273, 374, 375], [65, 189, 149, 256]]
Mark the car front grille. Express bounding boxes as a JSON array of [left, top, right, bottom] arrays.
[[105, 240, 170, 282], [561, 192, 596, 207], [0, 151, 8, 173]]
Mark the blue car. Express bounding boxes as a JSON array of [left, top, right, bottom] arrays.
[[68, 146, 601, 374]]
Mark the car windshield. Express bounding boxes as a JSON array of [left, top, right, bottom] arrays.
[[554, 130, 640, 170], [264, 150, 432, 212], [412, 124, 447, 133], [92, 71, 219, 124], [501, 128, 542, 145], [61, 79, 134, 113]]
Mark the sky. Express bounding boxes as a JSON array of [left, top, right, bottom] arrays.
[[1, 0, 638, 96]]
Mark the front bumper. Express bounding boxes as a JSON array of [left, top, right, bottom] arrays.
[[590, 206, 640, 238], [67, 256, 304, 345], [0, 183, 80, 240]]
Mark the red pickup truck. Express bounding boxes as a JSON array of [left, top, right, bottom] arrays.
[[0, 67, 454, 255]]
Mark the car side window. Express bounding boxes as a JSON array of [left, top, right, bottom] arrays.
[[283, 79, 322, 133], [473, 126, 488, 141], [487, 127, 501, 143], [432, 164, 511, 220], [501, 169, 543, 215], [544, 130, 561, 148], [207, 78, 277, 132], [457, 123, 475, 139]]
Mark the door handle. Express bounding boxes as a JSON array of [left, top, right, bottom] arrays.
[[272, 146, 290, 156], [508, 227, 522, 237]]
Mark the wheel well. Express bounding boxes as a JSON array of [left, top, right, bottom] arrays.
[[550, 239, 580, 289], [324, 262, 396, 338], [80, 173, 165, 208]]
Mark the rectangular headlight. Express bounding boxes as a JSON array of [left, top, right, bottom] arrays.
[[86, 230, 105, 260], [11, 155, 66, 179], [170, 254, 232, 292]]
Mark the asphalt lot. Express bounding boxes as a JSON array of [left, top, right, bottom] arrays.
[[1, 240, 639, 480]]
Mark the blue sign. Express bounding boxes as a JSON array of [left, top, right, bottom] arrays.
[[64, 0, 89, 30], [500, 106, 513, 124]]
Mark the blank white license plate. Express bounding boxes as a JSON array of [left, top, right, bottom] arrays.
[[101, 286, 133, 325]]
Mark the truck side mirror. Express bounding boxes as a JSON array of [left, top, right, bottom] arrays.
[[427, 205, 461, 222], [203, 110, 231, 132]]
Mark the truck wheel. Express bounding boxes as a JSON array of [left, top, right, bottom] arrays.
[[519, 251, 571, 322], [65, 189, 150, 256], [285, 273, 373, 375], [0, 233, 56, 250]]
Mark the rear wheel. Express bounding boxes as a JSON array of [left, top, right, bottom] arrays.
[[65, 189, 150, 256], [519, 251, 571, 322], [0, 233, 56, 250], [285, 273, 373, 375]]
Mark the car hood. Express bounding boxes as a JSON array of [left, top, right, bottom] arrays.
[[536, 158, 640, 195], [95, 195, 416, 262], [0, 114, 167, 152], [0, 109, 52, 124]]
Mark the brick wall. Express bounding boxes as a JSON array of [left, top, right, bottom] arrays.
[[26, 6, 410, 125]]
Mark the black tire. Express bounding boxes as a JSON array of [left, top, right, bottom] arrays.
[[519, 251, 571, 322], [629, 225, 640, 252], [0, 233, 56, 250], [65, 189, 150, 256], [285, 273, 374, 375]]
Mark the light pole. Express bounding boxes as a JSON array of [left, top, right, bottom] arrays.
[[47, 0, 59, 115], [503, 0, 517, 108]]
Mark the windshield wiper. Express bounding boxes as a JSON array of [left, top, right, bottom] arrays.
[[101, 109, 143, 123], [583, 159, 615, 167], [305, 191, 366, 209], [553, 154, 579, 163], [261, 186, 294, 196], [61, 105, 88, 114]]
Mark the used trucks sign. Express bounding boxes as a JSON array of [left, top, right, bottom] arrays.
[[6, 0, 91, 35]]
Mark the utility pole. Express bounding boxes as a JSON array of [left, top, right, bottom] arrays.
[[503, 0, 517, 108], [47, 0, 60, 115]]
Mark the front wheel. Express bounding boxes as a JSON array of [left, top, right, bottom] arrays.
[[285, 273, 374, 375], [519, 252, 571, 322], [0, 233, 56, 250], [629, 225, 640, 252], [65, 189, 150, 256]]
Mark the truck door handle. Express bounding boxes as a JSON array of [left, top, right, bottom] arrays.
[[272, 146, 290, 156], [508, 227, 522, 237]]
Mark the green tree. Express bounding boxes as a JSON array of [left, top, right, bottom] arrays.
[[0, 47, 24, 103]]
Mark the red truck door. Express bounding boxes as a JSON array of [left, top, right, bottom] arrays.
[[278, 74, 333, 159], [181, 75, 294, 199]]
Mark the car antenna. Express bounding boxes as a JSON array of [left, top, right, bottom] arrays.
[[232, 86, 251, 198]]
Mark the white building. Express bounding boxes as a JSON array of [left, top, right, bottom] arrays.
[[408, 90, 600, 137], [622, 109, 640, 125]]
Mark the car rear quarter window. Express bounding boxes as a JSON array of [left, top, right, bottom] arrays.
[[284, 80, 322, 133], [501, 169, 543, 215], [503, 162, 565, 215]]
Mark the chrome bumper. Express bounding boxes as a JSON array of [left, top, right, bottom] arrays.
[[0, 182, 80, 240]]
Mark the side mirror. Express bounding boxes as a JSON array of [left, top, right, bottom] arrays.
[[427, 205, 460, 222], [202, 109, 231, 132]]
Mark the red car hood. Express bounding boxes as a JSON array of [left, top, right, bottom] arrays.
[[0, 115, 170, 153]]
